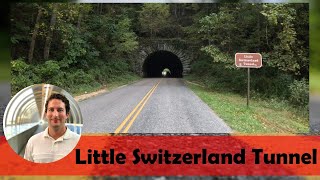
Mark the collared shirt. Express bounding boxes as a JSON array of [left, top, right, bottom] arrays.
[[24, 127, 80, 163]]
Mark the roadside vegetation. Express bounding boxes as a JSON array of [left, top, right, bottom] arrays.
[[186, 76, 308, 134], [182, 3, 309, 134], [11, 4, 140, 96], [10, 3, 309, 134], [11, 58, 141, 96], [310, 0, 320, 94], [311, 69, 320, 95]]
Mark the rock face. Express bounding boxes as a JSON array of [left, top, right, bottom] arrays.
[[134, 42, 191, 77]]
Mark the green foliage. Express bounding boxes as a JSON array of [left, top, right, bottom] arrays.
[[197, 3, 308, 77], [190, 3, 309, 108], [67, 69, 95, 85], [58, 23, 98, 68], [187, 83, 308, 133], [10, 2, 309, 105], [310, 0, 320, 69], [11, 59, 41, 94], [310, 0, 320, 89], [38, 60, 60, 77], [261, 4, 308, 76], [31, 60, 65, 87], [11, 59, 29, 72], [87, 14, 138, 59], [111, 17, 139, 56], [190, 58, 211, 76], [198, 10, 236, 48], [11, 58, 137, 96], [200, 45, 233, 68], [189, 55, 308, 109], [139, 4, 171, 37], [288, 79, 309, 108], [190, 57, 246, 93], [252, 72, 292, 99], [10, 4, 35, 37], [103, 60, 129, 81]]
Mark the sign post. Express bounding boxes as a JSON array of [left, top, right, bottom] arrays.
[[235, 53, 262, 107]]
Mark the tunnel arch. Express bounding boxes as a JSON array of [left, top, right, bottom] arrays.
[[134, 43, 191, 77], [143, 50, 183, 78]]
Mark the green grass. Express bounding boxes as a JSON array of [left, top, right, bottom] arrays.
[[310, 68, 320, 95], [71, 73, 141, 96], [186, 81, 309, 134], [70, 83, 102, 96], [107, 73, 141, 91]]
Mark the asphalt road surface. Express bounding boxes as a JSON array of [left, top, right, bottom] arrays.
[[80, 78, 232, 134], [310, 95, 320, 133], [1, 80, 318, 135]]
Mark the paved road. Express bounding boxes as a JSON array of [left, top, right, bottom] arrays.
[[310, 95, 320, 133], [2, 79, 317, 134], [80, 78, 232, 134]]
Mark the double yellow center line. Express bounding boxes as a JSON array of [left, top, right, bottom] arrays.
[[114, 80, 162, 134]]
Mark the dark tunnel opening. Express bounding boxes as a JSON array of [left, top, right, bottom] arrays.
[[143, 50, 183, 78]]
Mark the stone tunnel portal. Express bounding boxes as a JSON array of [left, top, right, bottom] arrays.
[[143, 50, 183, 78]]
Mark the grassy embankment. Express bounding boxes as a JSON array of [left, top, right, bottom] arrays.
[[72, 73, 141, 97], [185, 76, 309, 134], [310, 68, 320, 95]]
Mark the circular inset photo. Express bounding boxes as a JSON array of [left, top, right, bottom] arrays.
[[3, 84, 83, 163]]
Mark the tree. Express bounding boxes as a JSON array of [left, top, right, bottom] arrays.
[[139, 4, 170, 37], [43, 3, 58, 60], [28, 5, 43, 63], [261, 4, 308, 76], [86, 5, 138, 60], [197, 3, 308, 77]]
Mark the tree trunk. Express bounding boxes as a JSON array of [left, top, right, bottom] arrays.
[[44, 4, 57, 60], [174, 4, 177, 18], [181, 5, 185, 16], [77, 13, 81, 30], [28, 6, 43, 63], [266, 24, 269, 47], [100, 3, 103, 15]]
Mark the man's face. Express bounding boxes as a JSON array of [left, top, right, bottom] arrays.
[[46, 99, 69, 130]]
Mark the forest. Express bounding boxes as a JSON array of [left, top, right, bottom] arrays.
[[11, 3, 309, 109]]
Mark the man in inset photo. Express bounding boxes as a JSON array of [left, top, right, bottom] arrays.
[[24, 93, 80, 163]]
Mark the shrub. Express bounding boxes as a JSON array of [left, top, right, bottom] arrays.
[[190, 58, 211, 76], [11, 59, 41, 95], [32, 60, 66, 87], [252, 73, 292, 99], [88, 68, 104, 84], [107, 60, 129, 74], [39, 60, 60, 78], [288, 78, 309, 107], [68, 69, 95, 85], [11, 58, 29, 73]]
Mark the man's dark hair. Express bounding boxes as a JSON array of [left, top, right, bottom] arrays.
[[45, 93, 70, 114]]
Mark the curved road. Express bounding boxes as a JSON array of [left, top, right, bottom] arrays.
[[80, 78, 232, 134]]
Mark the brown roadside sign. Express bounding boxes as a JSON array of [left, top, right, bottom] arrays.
[[235, 53, 262, 68]]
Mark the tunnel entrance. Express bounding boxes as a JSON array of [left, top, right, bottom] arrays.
[[143, 50, 183, 78]]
